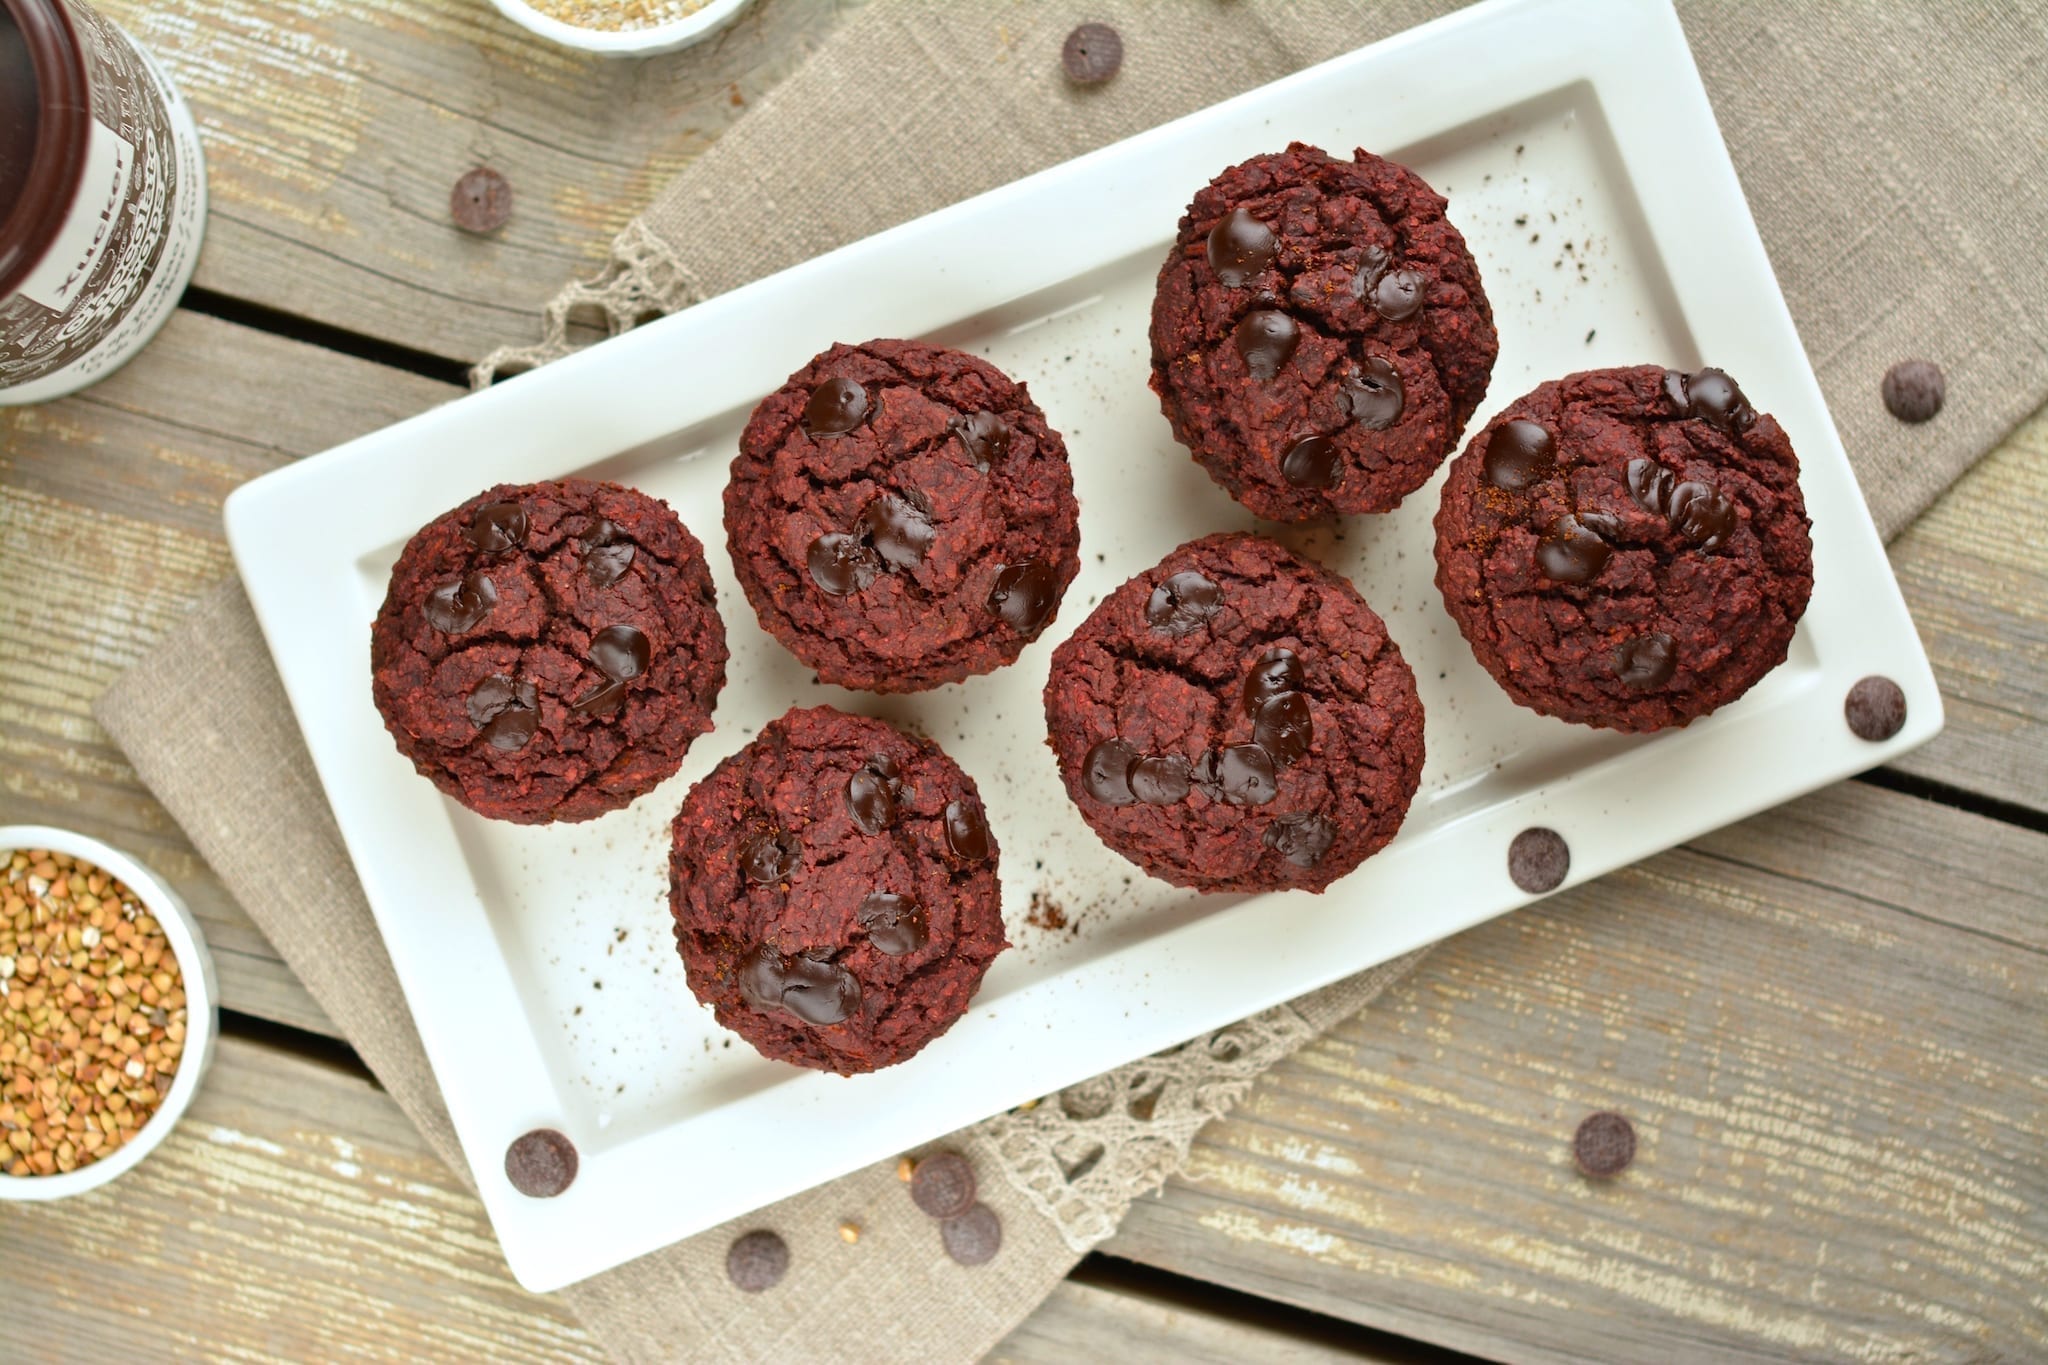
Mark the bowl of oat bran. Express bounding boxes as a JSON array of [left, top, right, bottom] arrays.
[[0, 826, 218, 1200], [489, 0, 749, 56]]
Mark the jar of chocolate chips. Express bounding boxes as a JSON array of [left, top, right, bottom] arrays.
[[0, 0, 207, 404]]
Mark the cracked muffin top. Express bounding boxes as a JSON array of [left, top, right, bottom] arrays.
[[370, 478, 727, 824], [1150, 142, 1497, 521], [725, 339, 1081, 693], [1043, 533, 1425, 894], [669, 705, 1006, 1075], [1433, 365, 1813, 732]]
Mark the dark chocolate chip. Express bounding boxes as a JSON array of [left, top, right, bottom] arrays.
[[1615, 633, 1676, 689], [1484, 420, 1555, 491], [1242, 648, 1304, 714], [1343, 356, 1405, 431], [857, 892, 928, 956], [809, 532, 882, 596], [1882, 359, 1944, 424], [940, 1203, 1003, 1266], [725, 1230, 790, 1293], [1263, 812, 1336, 868], [1207, 207, 1276, 287], [572, 624, 651, 716], [738, 946, 861, 1026], [423, 572, 498, 634], [1625, 456, 1675, 514], [1844, 675, 1907, 741], [465, 502, 529, 554], [1060, 22, 1123, 84], [943, 799, 991, 863], [1665, 367, 1756, 434], [1195, 744, 1278, 806], [741, 829, 802, 884], [1536, 513, 1613, 584], [1146, 570, 1222, 636], [579, 518, 635, 587], [804, 376, 870, 436], [845, 754, 902, 836], [504, 1128, 576, 1197], [1281, 434, 1340, 489], [949, 410, 1012, 470], [1372, 268, 1427, 322], [987, 560, 1057, 636], [1252, 692, 1313, 766], [859, 492, 936, 571], [1508, 827, 1569, 893], [1234, 309, 1299, 381], [1130, 754, 1192, 806], [909, 1151, 977, 1219], [451, 167, 512, 234], [1573, 1111, 1636, 1178], [1082, 738, 1139, 807], [588, 624, 650, 680], [1667, 481, 1736, 551], [467, 674, 540, 751]]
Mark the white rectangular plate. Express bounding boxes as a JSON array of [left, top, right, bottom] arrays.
[[225, 0, 1941, 1291]]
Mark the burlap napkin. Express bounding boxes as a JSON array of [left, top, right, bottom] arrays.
[[95, 2, 2048, 1362]]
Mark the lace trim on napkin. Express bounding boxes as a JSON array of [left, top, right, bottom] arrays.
[[471, 220, 706, 387], [966, 1001, 1319, 1254]]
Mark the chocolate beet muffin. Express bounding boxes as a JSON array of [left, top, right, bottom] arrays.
[[726, 339, 1081, 692], [1150, 142, 1497, 521], [1043, 534, 1425, 893], [370, 479, 728, 824], [1433, 366, 1814, 732], [670, 706, 1006, 1075]]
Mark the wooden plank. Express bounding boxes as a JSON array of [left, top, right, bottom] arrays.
[[995, 1280, 1434, 1365], [1, 309, 460, 1037], [0, 1034, 603, 1361], [1102, 782, 2048, 1363], [1885, 400, 2048, 813], [98, 0, 860, 364], [0, 1032, 1420, 1364]]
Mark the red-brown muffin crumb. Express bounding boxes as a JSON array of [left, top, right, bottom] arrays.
[[669, 706, 1006, 1075], [1043, 534, 1425, 893], [370, 479, 727, 823], [1150, 142, 1497, 521], [1432, 365, 1814, 731], [726, 339, 1081, 692]]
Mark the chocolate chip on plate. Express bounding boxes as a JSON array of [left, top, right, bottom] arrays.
[[726, 1229, 791, 1292], [504, 1128, 577, 1197], [1061, 23, 1123, 85], [451, 167, 513, 234], [1573, 1111, 1636, 1178], [1508, 827, 1569, 894], [1881, 359, 1944, 423], [1844, 675, 1907, 741], [909, 1151, 978, 1219], [940, 1202, 1004, 1266]]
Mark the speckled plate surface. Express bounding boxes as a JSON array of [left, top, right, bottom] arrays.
[[225, 0, 1939, 1291]]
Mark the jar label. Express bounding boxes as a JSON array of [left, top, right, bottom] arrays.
[[13, 116, 135, 315]]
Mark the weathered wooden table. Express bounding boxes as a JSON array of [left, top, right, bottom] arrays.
[[3, 3, 2043, 1360]]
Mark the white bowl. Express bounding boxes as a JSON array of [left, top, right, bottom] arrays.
[[488, 0, 750, 56], [0, 826, 219, 1201]]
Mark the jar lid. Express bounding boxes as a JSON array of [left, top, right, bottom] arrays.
[[0, 0, 92, 301]]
